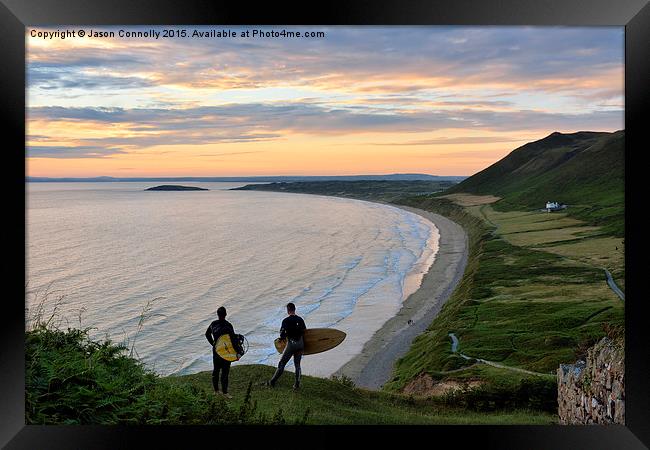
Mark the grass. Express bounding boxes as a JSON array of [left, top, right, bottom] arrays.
[[476, 204, 624, 291], [25, 293, 282, 425], [538, 238, 625, 291], [25, 323, 556, 425], [173, 364, 557, 424], [438, 193, 501, 207], [385, 194, 623, 395], [25, 324, 287, 425], [26, 287, 556, 425], [478, 208, 601, 247], [477, 210, 587, 234]]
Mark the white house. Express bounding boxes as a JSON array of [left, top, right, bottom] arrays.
[[545, 201, 565, 212]]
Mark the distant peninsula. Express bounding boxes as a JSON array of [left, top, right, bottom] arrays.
[[145, 185, 208, 191]]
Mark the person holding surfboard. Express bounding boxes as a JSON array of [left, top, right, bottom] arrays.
[[267, 302, 306, 390], [205, 306, 241, 399]]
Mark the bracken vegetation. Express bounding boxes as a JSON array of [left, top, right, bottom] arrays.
[[25, 323, 287, 425], [25, 294, 289, 425]]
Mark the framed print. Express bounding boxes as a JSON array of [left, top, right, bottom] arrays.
[[2, 0, 649, 448]]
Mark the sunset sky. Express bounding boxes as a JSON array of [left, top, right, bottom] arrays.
[[26, 26, 624, 177]]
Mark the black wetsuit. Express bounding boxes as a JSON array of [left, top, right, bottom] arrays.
[[205, 319, 236, 394], [270, 315, 306, 388]]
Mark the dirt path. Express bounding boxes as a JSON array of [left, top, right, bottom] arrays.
[[448, 333, 552, 377], [605, 269, 625, 301]]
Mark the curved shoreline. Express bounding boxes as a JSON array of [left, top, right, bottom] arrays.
[[333, 203, 468, 390]]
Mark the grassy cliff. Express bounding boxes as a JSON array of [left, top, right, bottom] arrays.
[[25, 325, 555, 425]]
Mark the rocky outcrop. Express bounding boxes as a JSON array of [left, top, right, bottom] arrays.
[[557, 336, 624, 424]]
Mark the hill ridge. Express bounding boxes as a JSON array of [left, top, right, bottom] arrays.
[[447, 130, 624, 236]]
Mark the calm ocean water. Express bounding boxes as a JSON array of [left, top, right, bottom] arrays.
[[26, 182, 438, 377]]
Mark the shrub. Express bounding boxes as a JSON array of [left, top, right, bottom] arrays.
[[437, 377, 558, 413], [25, 324, 268, 425]]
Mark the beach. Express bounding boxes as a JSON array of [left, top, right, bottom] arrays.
[[333, 203, 468, 389]]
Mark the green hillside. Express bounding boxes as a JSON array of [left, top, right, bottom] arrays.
[[447, 130, 624, 236], [25, 324, 555, 425], [385, 195, 623, 396]]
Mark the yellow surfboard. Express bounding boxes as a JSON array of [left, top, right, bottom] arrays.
[[274, 328, 346, 355], [215, 334, 243, 362]]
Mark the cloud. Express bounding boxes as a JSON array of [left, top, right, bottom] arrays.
[[27, 102, 623, 159], [27, 26, 623, 99], [28, 103, 461, 138], [29, 53, 144, 69], [27, 145, 127, 158], [29, 103, 624, 135], [28, 70, 154, 90], [369, 136, 525, 146]]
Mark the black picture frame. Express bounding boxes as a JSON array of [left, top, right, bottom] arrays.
[[2, 0, 648, 448]]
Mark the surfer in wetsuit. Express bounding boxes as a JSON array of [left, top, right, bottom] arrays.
[[205, 306, 239, 399], [267, 302, 306, 390]]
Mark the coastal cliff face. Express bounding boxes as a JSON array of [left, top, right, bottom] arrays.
[[557, 336, 624, 424]]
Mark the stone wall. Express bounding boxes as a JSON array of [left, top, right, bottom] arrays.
[[557, 336, 624, 424]]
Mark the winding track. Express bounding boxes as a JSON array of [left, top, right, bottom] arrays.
[[605, 269, 625, 301], [448, 333, 552, 377]]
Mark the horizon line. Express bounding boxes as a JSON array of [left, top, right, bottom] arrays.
[[27, 173, 470, 180]]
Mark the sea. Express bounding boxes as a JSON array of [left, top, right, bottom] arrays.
[[26, 182, 439, 377]]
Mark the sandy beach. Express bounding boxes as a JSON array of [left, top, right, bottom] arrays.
[[333, 203, 468, 389]]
